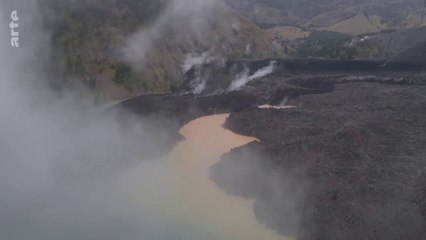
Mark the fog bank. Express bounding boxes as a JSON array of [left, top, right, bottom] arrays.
[[0, 1, 213, 239]]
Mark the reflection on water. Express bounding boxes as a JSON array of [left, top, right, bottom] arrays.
[[119, 114, 294, 240]]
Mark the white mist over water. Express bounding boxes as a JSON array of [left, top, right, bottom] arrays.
[[0, 3, 181, 240], [0, 1, 300, 239], [229, 61, 277, 91], [0, 2, 219, 240], [119, 114, 294, 240]]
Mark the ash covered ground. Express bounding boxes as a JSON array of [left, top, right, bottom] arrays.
[[120, 58, 426, 240]]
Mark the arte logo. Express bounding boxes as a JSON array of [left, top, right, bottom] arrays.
[[10, 10, 19, 48]]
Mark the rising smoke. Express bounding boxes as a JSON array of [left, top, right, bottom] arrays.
[[121, 0, 223, 68], [229, 61, 277, 91], [182, 51, 226, 94], [0, 1, 302, 239], [0, 1, 220, 240]]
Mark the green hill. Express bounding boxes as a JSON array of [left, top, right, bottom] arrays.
[[44, 0, 277, 101]]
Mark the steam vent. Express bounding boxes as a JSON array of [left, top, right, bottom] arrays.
[[1, 1, 426, 240]]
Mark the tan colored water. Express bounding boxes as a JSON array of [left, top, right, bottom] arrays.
[[119, 114, 294, 240]]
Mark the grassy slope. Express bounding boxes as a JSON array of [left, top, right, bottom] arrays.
[[226, 0, 426, 34], [46, 0, 276, 101], [223, 1, 426, 61]]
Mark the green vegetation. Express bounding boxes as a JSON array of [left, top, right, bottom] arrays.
[[116, 0, 168, 23], [114, 64, 133, 85], [43, 0, 276, 99], [291, 31, 356, 60], [308, 31, 352, 42], [114, 63, 146, 90], [46, 0, 169, 97]]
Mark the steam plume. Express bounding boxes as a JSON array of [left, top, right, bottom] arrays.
[[229, 61, 277, 91]]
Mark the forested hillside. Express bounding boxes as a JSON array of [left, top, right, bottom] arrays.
[[43, 0, 276, 100]]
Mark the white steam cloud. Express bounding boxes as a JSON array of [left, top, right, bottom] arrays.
[[191, 76, 207, 94], [121, 0, 221, 68], [182, 51, 226, 94], [182, 51, 214, 74], [229, 61, 277, 91], [0, 1, 301, 240], [0, 1, 220, 240]]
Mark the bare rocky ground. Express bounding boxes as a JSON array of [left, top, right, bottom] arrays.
[[119, 59, 426, 240], [213, 81, 426, 240]]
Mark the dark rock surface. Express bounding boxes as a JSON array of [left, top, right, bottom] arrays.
[[113, 91, 260, 158], [180, 58, 426, 95], [212, 81, 426, 240], [119, 58, 426, 240]]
